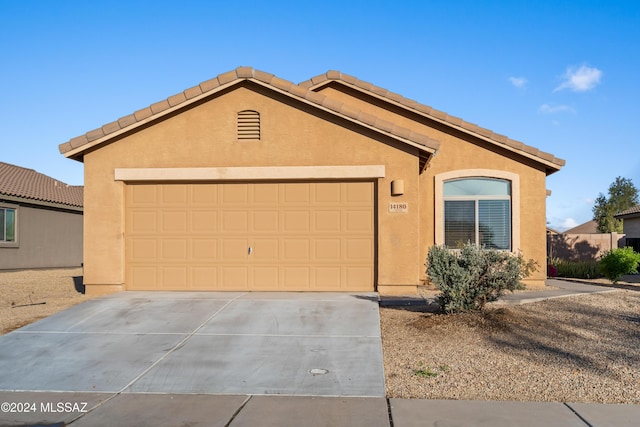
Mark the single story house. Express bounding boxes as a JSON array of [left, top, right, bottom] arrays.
[[615, 205, 640, 252], [0, 162, 83, 269], [59, 67, 564, 295]]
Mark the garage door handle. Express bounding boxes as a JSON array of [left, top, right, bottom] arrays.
[[248, 246, 252, 255]]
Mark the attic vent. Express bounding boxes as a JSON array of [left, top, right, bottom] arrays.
[[237, 110, 260, 140]]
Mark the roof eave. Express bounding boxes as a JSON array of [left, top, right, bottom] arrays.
[[60, 74, 439, 160], [305, 77, 565, 175]]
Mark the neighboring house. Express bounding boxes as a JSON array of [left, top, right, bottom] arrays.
[[0, 162, 83, 269], [615, 205, 640, 252], [59, 67, 564, 295]]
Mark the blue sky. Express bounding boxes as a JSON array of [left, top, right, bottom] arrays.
[[1, 0, 638, 230]]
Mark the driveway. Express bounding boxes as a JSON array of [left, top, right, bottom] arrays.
[[0, 291, 384, 397]]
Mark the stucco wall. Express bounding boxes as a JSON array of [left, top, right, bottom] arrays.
[[82, 83, 422, 294], [623, 217, 640, 238], [317, 85, 550, 287], [0, 204, 83, 270]]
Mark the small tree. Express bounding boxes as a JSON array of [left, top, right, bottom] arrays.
[[592, 177, 639, 233], [598, 247, 640, 283], [426, 243, 537, 313]]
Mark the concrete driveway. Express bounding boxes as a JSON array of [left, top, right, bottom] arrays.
[[0, 292, 384, 397]]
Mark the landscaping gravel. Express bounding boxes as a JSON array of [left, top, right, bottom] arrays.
[[381, 290, 640, 404], [0, 267, 90, 334]]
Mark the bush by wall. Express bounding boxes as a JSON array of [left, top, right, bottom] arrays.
[[548, 258, 601, 279], [598, 247, 640, 283], [426, 243, 537, 313]]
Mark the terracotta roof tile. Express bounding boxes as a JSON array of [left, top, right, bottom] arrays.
[[183, 85, 203, 100], [304, 71, 566, 170], [101, 121, 121, 135], [86, 128, 105, 142], [253, 70, 275, 83], [236, 66, 254, 78], [117, 114, 137, 128], [134, 107, 153, 121], [0, 162, 83, 208], [217, 70, 238, 85], [168, 92, 187, 107], [59, 67, 440, 158], [199, 77, 220, 92], [150, 99, 170, 114], [616, 205, 640, 217]]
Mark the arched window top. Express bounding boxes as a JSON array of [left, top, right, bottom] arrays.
[[237, 110, 260, 140], [444, 178, 510, 197]]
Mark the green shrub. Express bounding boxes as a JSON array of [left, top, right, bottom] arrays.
[[549, 258, 601, 279], [598, 247, 640, 283], [426, 243, 537, 313]]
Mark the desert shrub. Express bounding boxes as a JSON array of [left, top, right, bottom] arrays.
[[426, 243, 537, 313], [548, 258, 601, 279], [598, 247, 640, 283]]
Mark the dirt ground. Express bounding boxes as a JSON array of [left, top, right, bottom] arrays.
[[0, 267, 92, 334]]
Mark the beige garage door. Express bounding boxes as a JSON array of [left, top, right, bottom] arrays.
[[125, 181, 374, 291]]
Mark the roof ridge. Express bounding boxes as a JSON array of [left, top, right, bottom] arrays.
[[59, 67, 440, 158], [300, 71, 566, 171]]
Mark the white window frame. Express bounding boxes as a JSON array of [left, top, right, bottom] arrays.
[[0, 203, 19, 247], [435, 169, 520, 251]]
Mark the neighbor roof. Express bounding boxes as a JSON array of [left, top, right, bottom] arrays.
[[563, 219, 598, 234], [0, 162, 83, 210], [615, 205, 640, 219], [59, 67, 440, 161], [301, 71, 566, 174]]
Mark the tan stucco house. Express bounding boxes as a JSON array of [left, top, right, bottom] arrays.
[[616, 205, 640, 252], [59, 67, 564, 295]]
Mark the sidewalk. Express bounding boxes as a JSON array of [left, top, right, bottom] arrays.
[[1, 392, 639, 426]]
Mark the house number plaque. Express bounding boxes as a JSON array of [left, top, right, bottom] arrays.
[[388, 202, 408, 213]]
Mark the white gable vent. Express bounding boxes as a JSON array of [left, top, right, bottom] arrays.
[[237, 110, 260, 140]]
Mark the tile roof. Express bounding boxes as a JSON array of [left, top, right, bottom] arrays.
[[0, 162, 83, 209], [615, 205, 640, 218], [300, 71, 566, 172], [59, 67, 440, 160]]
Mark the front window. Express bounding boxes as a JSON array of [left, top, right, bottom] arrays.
[[1, 207, 16, 242], [444, 178, 511, 250]]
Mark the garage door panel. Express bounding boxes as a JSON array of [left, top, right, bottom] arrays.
[[191, 211, 217, 232], [252, 211, 279, 232], [126, 182, 374, 291], [222, 240, 249, 260], [252, 239, 279, 261], [284, 267, 310, 288], [222, 267, 249, 287], [162, 185, 188, 204], [192, 239, 217, 259], [161, 211, 188, 233], [161, 239, 188, 261], [192, 266, 217, 288], [162, 266, 188, 289], [129, 211, 157, 233]]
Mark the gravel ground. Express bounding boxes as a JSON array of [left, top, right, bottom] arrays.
[[381, 289, 640, 404], [0, 268, 91, 334]]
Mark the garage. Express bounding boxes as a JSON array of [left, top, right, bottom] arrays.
[[125, 181, 375, 291]]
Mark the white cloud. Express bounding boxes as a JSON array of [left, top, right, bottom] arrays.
[[554, 65, 603, 92], [561, 218, 579, 229], [539, 104, 575, 114], [509, 76, 528, 88]]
